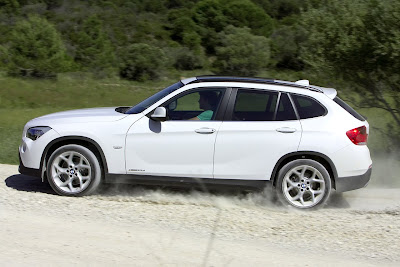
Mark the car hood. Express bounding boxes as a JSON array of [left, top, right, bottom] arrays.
[[30, 107, 129, 124]]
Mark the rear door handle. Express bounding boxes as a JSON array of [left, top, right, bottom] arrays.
[[276, 127, 296, 133], [195, 127, 216, 134]]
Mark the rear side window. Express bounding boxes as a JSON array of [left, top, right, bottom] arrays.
[[233, 90, 278, 121], [333, 97, 365, 121], [291, 94, 326, 119]]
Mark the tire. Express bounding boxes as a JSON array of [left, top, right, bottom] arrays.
[[275, 159, 331, 209], [46, 144, 102, 196]]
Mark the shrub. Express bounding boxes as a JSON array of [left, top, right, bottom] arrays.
[[0, 45, 8, 69], [119, 43, 167, 81], [222, 0, 274, 36], [72, 15, 116, 77], [173, 47, 205, 70], [270, 25, 306, 70], [7, 15, 70, 78], [213, 26, 270, 76]]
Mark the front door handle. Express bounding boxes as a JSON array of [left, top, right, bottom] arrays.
[[276, 127, 296, 133], [195, 127, 216, 134]]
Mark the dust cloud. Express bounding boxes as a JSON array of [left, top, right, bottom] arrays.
[[369, 152, 400, 188], [97, 182, 278, 211], [95, 152, 400, 212], [338, 152, 400, 211]]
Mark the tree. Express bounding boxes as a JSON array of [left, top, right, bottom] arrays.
[[167, 8, 202, 50], [192, 0, 228, 54], [0, 0, 19, 14], [222, 0, 274, 37], [0, 45, 8, 69], [119, 43, 167, 81], [72, 15, 116, 76], [167, 8, 205, 70], [7, 15, 70, 78], [192, 0, 274, 54], [301, 0, 400, 149], [193, 0, 227, 33], [270, 25, 306, 70], [265, 0, 304, 19], [213, 26, 270, 76]]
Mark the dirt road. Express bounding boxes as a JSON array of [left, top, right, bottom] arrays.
[[1, 163, 399, 266]]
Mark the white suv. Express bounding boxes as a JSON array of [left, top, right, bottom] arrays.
[[19, 76, 372, 209]]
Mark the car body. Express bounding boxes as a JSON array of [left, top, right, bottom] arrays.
[[19, 76, 372, 209]]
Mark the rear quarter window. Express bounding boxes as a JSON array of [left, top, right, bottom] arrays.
[[291, 94, 327, 119], [333, 97, 365, 121]]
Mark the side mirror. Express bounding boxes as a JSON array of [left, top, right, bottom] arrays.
[[151, 107, 167, 122]]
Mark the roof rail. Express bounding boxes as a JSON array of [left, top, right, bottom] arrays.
[[182, 76, 324, 93]]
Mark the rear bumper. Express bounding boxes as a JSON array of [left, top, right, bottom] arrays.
[[19, 153, 41, 178], [335, 167, 372, 192]]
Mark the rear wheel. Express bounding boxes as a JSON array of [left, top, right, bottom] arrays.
[[276, 159, 331, 209], [47, 144, 102, 196]]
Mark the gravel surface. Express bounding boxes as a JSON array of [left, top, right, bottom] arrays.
[[1, 163, 399, 266]]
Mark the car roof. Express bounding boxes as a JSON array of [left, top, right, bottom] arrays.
[[181, 76, 337, 99]]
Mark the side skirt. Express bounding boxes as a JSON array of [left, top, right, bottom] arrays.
[[105, 174, 269, 191]]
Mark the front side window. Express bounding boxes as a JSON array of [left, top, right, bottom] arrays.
[[126, 81, 184, 114], [232, 89, 278, 121], [163, 88, 224, 121], [291, 94, 327, 119]]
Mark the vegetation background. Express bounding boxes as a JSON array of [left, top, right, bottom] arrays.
[[0, 0, 399, 183]]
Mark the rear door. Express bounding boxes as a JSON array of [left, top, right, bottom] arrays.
[[213, 88, 302, 180]]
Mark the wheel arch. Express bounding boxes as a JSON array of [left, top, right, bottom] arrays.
[[271, 151, 338, 189], [40, 136, 108, 180]]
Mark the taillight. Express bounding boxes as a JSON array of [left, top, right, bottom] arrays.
[[346, 126, 368, 145]]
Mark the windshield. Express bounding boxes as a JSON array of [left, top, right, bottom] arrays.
[[125, 81, 184, 114]]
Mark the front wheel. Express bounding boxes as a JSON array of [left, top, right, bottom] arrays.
[[275, 159, 331, 209], [47, 144, 102, 196]]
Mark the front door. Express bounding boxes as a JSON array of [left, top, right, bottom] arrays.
[[125, 88, 226, 178]]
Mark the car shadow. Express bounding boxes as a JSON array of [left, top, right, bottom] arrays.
[[5, 174, 56, 195]]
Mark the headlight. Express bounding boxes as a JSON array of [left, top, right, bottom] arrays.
[[26, 126, 51, 141]]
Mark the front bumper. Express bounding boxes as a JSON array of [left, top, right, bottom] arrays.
[[19, 153, 41, 178], [335, 167, 372, 192]]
